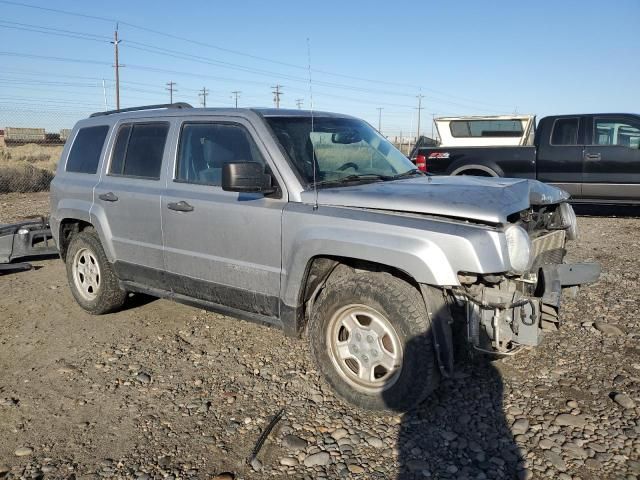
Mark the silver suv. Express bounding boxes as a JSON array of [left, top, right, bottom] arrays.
[[50, 104, 599, 411]]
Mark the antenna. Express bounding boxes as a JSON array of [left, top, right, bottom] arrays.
[[307, 37, 318, 210], [307, 38, 318, 211]]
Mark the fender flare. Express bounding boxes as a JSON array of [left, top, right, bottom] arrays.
[[282, 233, 458, 309], [449, 163, 501, 177]]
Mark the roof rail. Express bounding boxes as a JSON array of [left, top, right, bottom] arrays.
[[90, 102, 193, 118]]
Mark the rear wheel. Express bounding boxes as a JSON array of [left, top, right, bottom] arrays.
[[309, 267, 440, 411], [65, 228, 127, 314]]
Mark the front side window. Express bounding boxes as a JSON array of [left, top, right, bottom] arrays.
[[176, 123, 266, 186], [66, 125, 109, 174], [594, 118, 640, 149], [551, 118, 580, 145], [109, 123, 169, 179], [450, 119, 524, 138], [265, 116, 416, 185]]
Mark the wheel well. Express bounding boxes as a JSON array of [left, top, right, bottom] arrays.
[[58, 219, 93, 261], [296, 256, 420, 334], [451, 165, 499, 177]]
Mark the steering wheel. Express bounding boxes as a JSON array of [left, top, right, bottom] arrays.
[[337, 162, 359, 171]]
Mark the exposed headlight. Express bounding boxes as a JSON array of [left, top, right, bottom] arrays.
[[559, 202, 578, 240], [505, 225, 532, 274]]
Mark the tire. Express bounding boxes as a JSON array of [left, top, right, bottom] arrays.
[[309, 267, 440, 412], [65, 227, 127, 314]]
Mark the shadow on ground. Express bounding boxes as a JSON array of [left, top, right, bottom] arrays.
[[384, 313, 522, 479]]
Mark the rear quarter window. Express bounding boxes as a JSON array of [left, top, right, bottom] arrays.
[[65, 126, 110, 174]]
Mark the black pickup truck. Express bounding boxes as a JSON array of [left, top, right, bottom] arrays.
[[410, 114, 640, 203]]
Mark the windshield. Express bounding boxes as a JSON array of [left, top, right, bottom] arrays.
[[265, 116, 418, 186]]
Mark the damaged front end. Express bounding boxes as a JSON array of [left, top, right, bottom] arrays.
[[456, 202, 600, 355]]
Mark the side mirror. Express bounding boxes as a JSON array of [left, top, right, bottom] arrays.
[[222, 162, 276, 194]]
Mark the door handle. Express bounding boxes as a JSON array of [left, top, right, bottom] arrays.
[[584, 153, 601, 161], [98, 192, 118, 202], [167, 201, 194, 212]]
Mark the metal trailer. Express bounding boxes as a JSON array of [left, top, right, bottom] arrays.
[[4, 127, 47, 143]]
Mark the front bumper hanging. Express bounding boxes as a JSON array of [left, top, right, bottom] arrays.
[[0, 217, 58, 273], [464, 262, 601, 354]]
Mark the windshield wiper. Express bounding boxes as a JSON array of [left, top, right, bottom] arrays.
[[381, 169, 426, 180], [311, 174, 385, 188]]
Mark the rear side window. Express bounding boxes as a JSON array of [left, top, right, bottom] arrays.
[[551, 118, 580, 145], [450, 119, 523, 138], [109, 123, 169, 179], [66, 126, 109, 174], [176, 123, 265, 186], [594, 117, 640, 148]]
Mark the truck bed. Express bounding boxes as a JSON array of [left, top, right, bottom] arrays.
[[416, 145, 537, 178]]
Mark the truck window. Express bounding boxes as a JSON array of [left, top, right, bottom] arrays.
[[65, 126, 109, 174], [551, 118, 580, 145], [594, 118, 640, 149], [449, 120, 523, 138], [176, 123, 266, 186], [109, 123, 169, 179]]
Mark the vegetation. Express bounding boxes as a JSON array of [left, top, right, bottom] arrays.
[[0, 144, 60, 194]]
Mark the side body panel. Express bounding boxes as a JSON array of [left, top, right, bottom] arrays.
[[581, 114, 640, 202], [534, 116, 585, 198], [92, 117, 172, 271], [160, 115, 287, 316], [280, 202, 510, 308], [418, 146, 537, 178], [49, 124, 109, 246]]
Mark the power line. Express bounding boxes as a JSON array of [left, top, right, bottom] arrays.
[[272, 85, 282, 109], [0, 4, 513, 110]]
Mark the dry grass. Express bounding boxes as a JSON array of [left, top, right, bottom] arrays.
[[0, 144, 60, 193]]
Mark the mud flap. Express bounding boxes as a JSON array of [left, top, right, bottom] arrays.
[[420, 285, 454, 378]]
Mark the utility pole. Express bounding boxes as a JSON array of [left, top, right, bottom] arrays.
[[296, 98, 304, 109], [272, 84, 283, 108], [231, 90, 241, 108], [166, 81, 177, 104], [111, 26, 122, 110], [376, 107, 383, 133], [198, 87, 209, 107], [416, 94, 425, 142]]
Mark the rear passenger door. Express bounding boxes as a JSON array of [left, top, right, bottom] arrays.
[[582, 115, 640, 201], [161, 117, 285, 318], [93, 120, 170, 286], [536, 117, 585, 198]]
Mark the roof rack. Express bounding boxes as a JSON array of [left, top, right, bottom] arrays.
[[90, 102, 193, 118]]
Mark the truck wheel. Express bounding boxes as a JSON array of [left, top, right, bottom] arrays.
[[65, 227, 127, 314], [309, 268, 440, 411]]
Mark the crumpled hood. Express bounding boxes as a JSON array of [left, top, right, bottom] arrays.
[[300, 176, 569, 224]]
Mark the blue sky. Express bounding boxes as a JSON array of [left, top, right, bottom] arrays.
[[0, 0, 638, 136]]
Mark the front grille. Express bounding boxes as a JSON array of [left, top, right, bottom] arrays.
[[531, 230, 566, 268]]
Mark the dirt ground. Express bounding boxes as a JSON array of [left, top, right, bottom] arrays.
[[0, 195, 639, 479]]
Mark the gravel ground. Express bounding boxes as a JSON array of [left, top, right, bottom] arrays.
[[0, 196, 639, 480], [0, 192, 50, 223]]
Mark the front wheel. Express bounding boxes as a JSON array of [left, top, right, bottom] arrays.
[[309, 268, 440, 411]]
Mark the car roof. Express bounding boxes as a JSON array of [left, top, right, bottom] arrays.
[[82, 104, 355, 122]]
